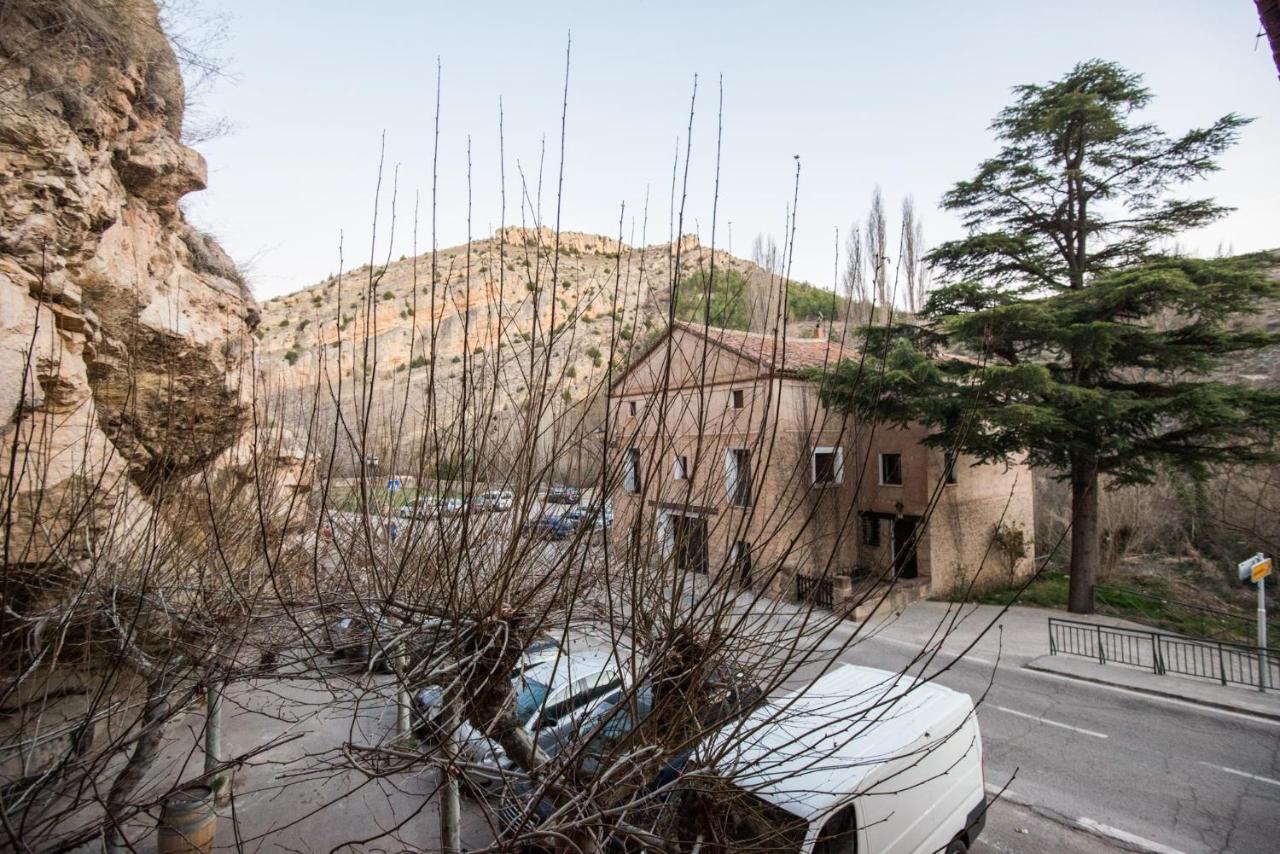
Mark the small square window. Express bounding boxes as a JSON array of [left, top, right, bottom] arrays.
[[944, 450, 958, 485], [880, 453, 903, 486], [861, 514, 880, 547], [674, 455, 689, 480], [627, 400, 637, 417], [731, 389, 744, 409], [811, 447, 843, 486]]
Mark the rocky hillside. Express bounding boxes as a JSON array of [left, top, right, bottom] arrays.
[[0, 0, 307, 564], [256, 227, 795, 420]]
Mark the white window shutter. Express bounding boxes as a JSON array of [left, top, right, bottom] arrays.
[[835, 447, 845, 485], [724, 449, 737, 501]]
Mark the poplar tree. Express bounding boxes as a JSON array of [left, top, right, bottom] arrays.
[[817, 60, 1280, 613]]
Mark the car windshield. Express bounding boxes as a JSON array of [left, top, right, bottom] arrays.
[[525, 638, 559, 657], [514, 676, 551, 721], [584, 708, 635, 756]]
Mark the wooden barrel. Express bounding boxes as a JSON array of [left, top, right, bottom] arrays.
[[157, 784, 216, 854]]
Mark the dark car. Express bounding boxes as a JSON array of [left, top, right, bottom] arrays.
[[329, 612, 404, 672], [566, 503, 612, 532], [329, 611, 450, 673], [523, 512, 576, 540], [544, 486, 582, 505]]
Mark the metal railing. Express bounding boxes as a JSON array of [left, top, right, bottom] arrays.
[[796, 575, 834, 609], [1048, 617, 1279, 690]]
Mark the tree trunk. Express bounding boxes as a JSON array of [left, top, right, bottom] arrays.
[[439, 703, 462, 854], [104, 677, 172, 853], [205, 680, 227, 803], [1068, 452, 1100, 614], [1258, 1, 1280, 81]]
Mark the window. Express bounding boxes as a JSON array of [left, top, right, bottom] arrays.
[[732, 540, 753, 586], [944, 450, 958, 485], [627, 400, 637, 417], [731, 389, 745, 409], [674, 455, 689, 480], [514, 677, 551, 722], [811, 446, 844, 486], [624, 448, 641, 493], [861, 513, 880, 547], [813, 804, 858, 854], [725, 448, 752, 507], [879, 452, 903, 486]]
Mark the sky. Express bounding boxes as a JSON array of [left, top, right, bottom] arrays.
[[177, 1, 1280, 301]]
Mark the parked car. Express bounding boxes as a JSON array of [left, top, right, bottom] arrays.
[[702, 664, 986, 853], [439, 496, 466, 515], [414, 648, 624, 795], [523, 512, 576, 540], [329, 611, 410, 672], [397, 496, 438, 520], [544, 485, 582, 505], [566, 502, 612, 532], [476, 489, 515, 511], [498, 669, 761, 837]]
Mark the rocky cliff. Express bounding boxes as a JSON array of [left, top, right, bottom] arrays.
[[255, 226, 776, 432], [0, 0, 302, 566]]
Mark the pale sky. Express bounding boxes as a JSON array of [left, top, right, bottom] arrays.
[[179, 1, 1280, 301]]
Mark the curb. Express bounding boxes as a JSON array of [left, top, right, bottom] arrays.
[[1022, 660, 1280, 723]]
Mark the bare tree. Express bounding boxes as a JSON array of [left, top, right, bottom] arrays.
[[900, 195, 929, 314], [1, 10, 1028, 854], [865, 187, 889, 314]]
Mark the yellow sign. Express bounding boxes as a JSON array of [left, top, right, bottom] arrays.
[[1253, 558, 1273, 583]]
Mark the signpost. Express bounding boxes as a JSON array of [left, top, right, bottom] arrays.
[[1238, 553, 1272, 691]]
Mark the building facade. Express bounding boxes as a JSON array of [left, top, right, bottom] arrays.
[[607, 322, 1035, 603]]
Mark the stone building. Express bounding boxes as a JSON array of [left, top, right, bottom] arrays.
[[607, 322, 1035, 611]]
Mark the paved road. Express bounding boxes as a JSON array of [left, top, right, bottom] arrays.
[[786, 610, 1280, 854]]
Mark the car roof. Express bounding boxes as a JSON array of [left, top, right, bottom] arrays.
[[521, 648, 617, 691], [708, 664, 973, 822]]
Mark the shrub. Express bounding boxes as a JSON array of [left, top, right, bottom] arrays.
[[991, 522, 1029, 585], [410, 355, 431, 369], [283, 350, 299, 365]]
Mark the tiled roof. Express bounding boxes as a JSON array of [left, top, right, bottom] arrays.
[[674, 321, 861, 374]]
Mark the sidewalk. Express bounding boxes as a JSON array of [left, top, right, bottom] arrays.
[[1024, 652, 1280, 720], [857, 600, 1280, 721]]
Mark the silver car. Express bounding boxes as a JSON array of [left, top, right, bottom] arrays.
[[415, 648, 624, 795]]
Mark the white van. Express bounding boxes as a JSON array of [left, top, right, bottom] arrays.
[[707, 664, 986, 853]]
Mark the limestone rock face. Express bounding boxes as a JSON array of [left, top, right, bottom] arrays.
[[0, 1, 288, 564]]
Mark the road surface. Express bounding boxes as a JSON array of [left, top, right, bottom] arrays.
[[789, 612, 1280, 854]]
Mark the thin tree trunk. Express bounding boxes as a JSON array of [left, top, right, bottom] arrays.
[[205, 680, 227, 803], [439, 702, 461, 854], [104, 678, 172, 853], [1069, 451, 1100, 614], [1258, 1, 1280, 81]]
